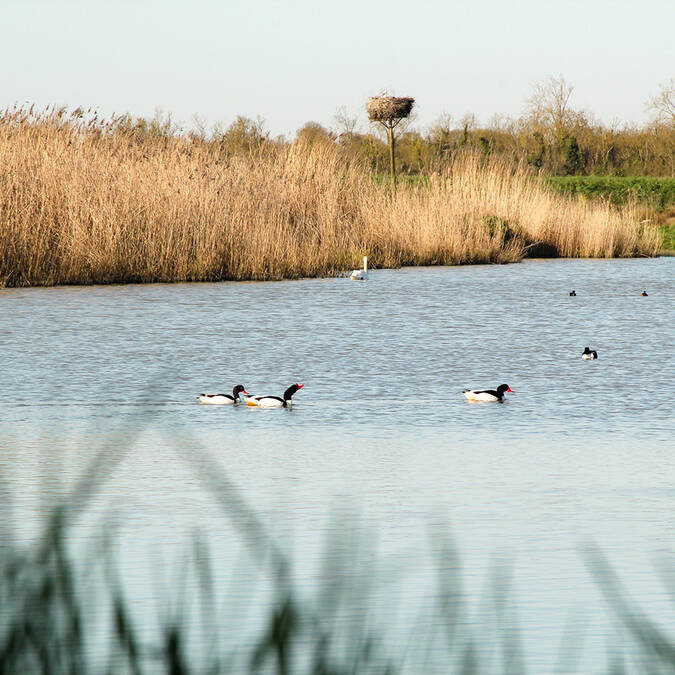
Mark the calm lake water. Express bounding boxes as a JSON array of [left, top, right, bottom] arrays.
[[1, 257, 674, 672]]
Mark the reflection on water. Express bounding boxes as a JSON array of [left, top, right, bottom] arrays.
[[1, 257, 674, 670]]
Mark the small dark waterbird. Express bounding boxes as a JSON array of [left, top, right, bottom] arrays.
[[641, 290, 648, 296], [569, 290, 577, 296], [581, 347, 598, 360]]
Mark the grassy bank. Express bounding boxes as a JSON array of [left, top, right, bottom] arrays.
[[546, 175, 675, 209], [0, 109, 659, 287]]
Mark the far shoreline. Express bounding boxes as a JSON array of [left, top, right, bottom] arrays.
[[2, 254, 672, 291]]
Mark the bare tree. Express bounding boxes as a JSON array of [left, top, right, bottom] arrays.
[[525, 75, 577, 146], [429, 113, 452, 137], [333, 106, 359, 138], [488, 113, 516, 133], [190, 114, 208, 140], [647, 78, 675, 128]]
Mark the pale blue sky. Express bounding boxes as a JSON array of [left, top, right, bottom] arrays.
[[1, 0, 673, 136]]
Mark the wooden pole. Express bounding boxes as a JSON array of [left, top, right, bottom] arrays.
[[387, 123, 396, 195]]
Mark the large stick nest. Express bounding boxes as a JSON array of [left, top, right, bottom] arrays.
[[367, 96, 415, 122]]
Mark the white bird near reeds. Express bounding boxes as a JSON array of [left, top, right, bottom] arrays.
[[350, 256, 369, 280]]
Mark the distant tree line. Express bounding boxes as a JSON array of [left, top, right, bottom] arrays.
[[223, 76, 675, 177], [10, 76, 673, 177], [299, 76, 675, 177]]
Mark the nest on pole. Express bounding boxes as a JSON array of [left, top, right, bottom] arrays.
[[367, 96, 415, 123]]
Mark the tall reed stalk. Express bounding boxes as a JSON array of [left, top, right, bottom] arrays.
[[0, 107, 659, 287]]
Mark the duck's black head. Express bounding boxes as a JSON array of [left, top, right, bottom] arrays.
[[583, 347, 591, 354], [497, 384, 514, 395], [283, 383, 304, 400], [232, 384, 248, 399]]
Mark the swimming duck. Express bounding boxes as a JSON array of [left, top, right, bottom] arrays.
[[198, 384, 248, 405], [463, 384, 514, 402], [244, 383, 304, 408], [581, 347, 598, 360], [569, 290, 577, 296], [641, 290, 648, 296]]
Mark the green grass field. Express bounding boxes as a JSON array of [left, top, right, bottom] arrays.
[[546, 175, 675, 210]]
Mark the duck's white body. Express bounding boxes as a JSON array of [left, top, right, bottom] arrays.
[[350, 256, 369, 281], [244, 395, 285, 408], [198, 394, 236, 405], [463, 390, 500, 402]]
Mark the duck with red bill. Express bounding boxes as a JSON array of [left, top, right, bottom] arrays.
[[244, 383, 304, 408]]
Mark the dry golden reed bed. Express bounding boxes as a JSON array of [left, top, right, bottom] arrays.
[[0, 108, 659, 287]]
